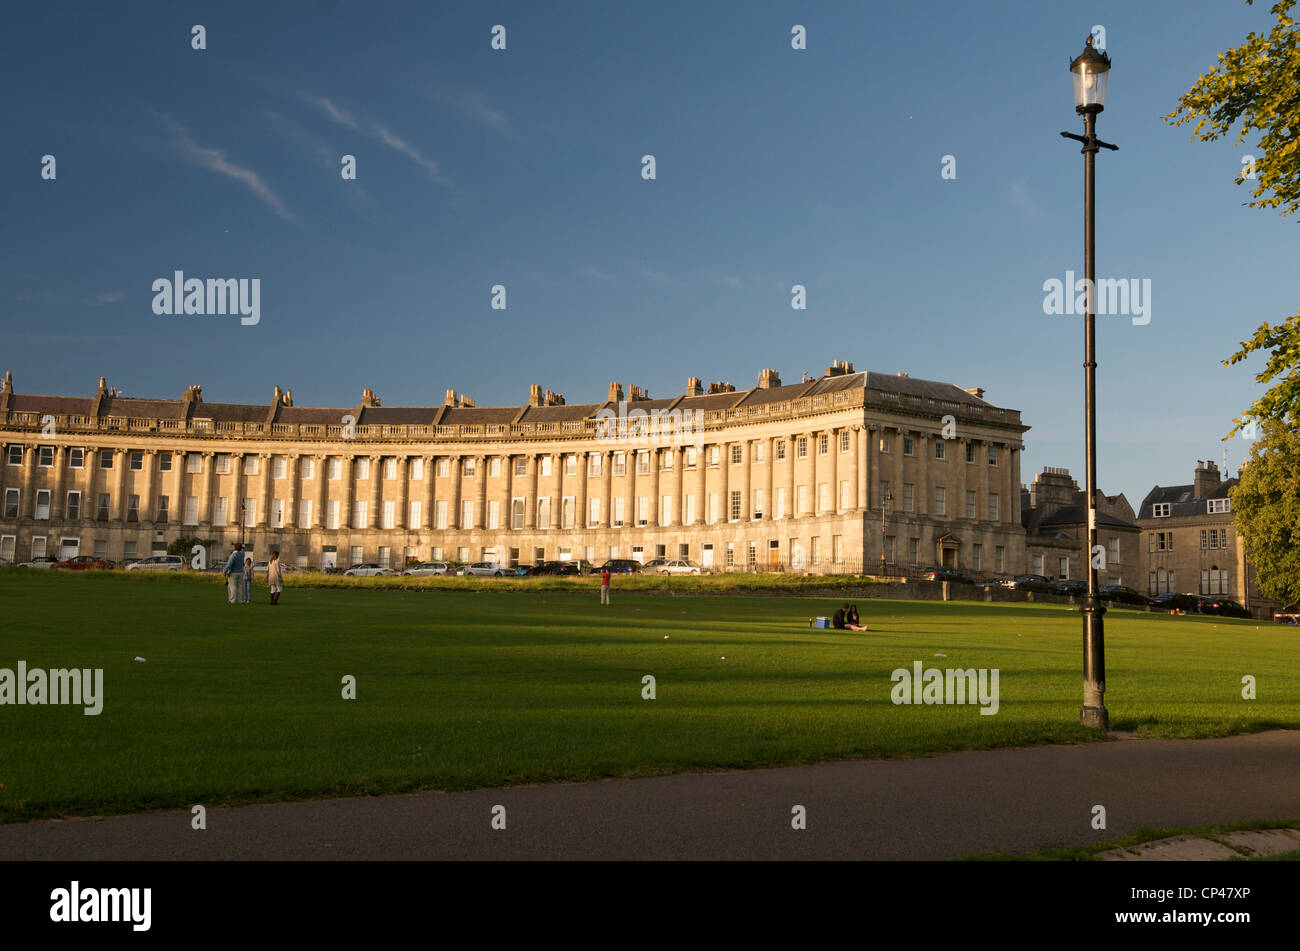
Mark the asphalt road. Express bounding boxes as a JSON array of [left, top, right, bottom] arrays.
[[4, 731, 1299, 860]]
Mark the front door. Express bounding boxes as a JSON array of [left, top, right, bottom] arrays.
[[321, 550, 337, 570]]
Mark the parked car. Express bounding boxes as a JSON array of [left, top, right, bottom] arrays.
[[1010, 574, 1056, 594], [402, 561, 453, 576], [459, 561, 514, 577], [595, 559, 641, 574], [641, 558, 671, 572], [1099, 583, 1146, 606], [17, 556, 59, 569], [527, 561, 581, 576], [978, 576, 1016, 590], [653, 559, 703, 576], [126, 554, 187, 571], [344, 564, 396, 577], [924, 566, 974, 585], [1055, 579, 1087, 597], [1198, 596, 1251, 619], [1273, 604, 1300, 625], [53, 555, 111, 571], [251, 561, 295, 575], [1147, 592, 1201, 613]]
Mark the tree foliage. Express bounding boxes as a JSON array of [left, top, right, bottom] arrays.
[[1165, 0, 1300, 436], [1231, 419, 1300, 604]]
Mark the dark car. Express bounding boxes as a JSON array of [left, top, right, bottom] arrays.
[[1148, 592, 1201, 613], [1055, 579, 1087, 597], [53, 555, 110, 571], [924, 566, 974, 585], [1273, 604, 1300, 625], [978, 576, 1016, 591], [1011, 574, 1056, 594], [595, 559, 641, 574], [1198, 596, 1251, 619], [1099, 583, 1146, 606], [527, 561, 581, 576]]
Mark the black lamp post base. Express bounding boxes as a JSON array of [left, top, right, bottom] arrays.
[[1080, 705, 1109, 730]]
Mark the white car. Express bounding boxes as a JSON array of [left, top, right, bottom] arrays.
[[402, 562, 453, 576], [18, 556, 60, 569], [344, 564, 397, 577], [125, 554, 187, 571], [654, 559, 702, 575], [458, 561, 514, 577]]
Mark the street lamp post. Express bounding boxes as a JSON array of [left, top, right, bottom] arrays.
[[1060, 35, 1117, 730], [880, 483, 892, 576]]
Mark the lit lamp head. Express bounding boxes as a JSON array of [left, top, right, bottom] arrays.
[[1069, 34, 1111, 113]]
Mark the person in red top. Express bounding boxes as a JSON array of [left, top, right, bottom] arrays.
[[600, 568, 611, 605]]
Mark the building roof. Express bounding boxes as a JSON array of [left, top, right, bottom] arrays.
[[1138, 479, 1237, 519]]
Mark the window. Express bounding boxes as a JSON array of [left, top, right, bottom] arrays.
[[562, 497, 575, 529], [1032, 553, 1044, 575], [350, 546, 364, 567], [775, 487, 786, 520], [965, 442, 975, 463], [1218, 528, 1228, 549], [707, 493, 718, 524], [328, 458, 342, 480], [462, 500, 475, 529], [1207, 498, 1231, 514], [563, 455, 576, 476], [934, 486, 946, 517], [66, 491, 81, 520], [6, 445, 21, 466], [1108, 537, 1120, 566], [972, 543, 982, 571], [354, 500, 369, 529], [730, 491, 741, 521], [833, 535, 843, 563], [125, 451, 142, 471], [685, 494, 696, 524], [613, 453, 626, 476], [93, 539, 107, 558], [4, 489, 18, 518], [731, 445, 742, 465], [0, 537, 13, 563], [684, 446, 697, 468], [879, 434, 891, 454], [884, 535, 896, 563], [97, 493, 110, 520], [381, 500, 395, 529], [511, 499, 524, 530], [987, 446, 998, 466], [903, 435, 914, 456], [378, 547, 390, 568], [880, 482, 891, 508], [536, 498, 549, 530], [638, 452, 650, 475], [811, 537, 821, 565], [379, 458, 393, 481], [796, 437, 808, 459], [775, 440, 786, 461], [708, 446, 720, 467], [1152, 502, 1170, 518], [1058, 557, 1069, 580], [987, 493, 999, 521], [68, 447, 84, 469], [753, 489, 764, 520], [158, 452, 172, 472], [995, 546, 1005, 572], [797, 484, 809, 516], [243, 498, 256, 527], [966, 490, 977, 519], [818, 483, 830, 512], [408, 500, 421, 528], [1152, 532, 1172, 552], [31, 536, 47, 559], [588, 454, 602, 477], [184, 496, 198, 525], [487, 500, 499, 530], [40, 446, 55, 468], [302, 457, 316, 480], [156, 496, 168, 523], [755, 442, 765, 463], [327, 500, 340, 530], [437, 500, 451, 530], [818, 434, 828, 456], [934, 440, 945, 461], [636, 496, 648, 526], [531, 547, 543, 564], [187, 453, 202, 474], [464, 457, 477, 477], [215, 454, 231, 474], [35, 490, 51, 520], [539, 456, 551, 478], [1199, 529, 1207, 550], [839, 481, 850, 510], [747, 542, 758, 569], [432, 546, 445, 561], [725, 543, 735, 568], [300, 500, 314, 529], [661, 451, 673, 470], [244, 455, 259, 476], [100, 450, 114, 469], [661, 495, 672, 525], [840, 431, 850, 453], [513, 457, 526, 477], [271, 498, 285, 528], [588, 498, 600, 527], [902, 484, 914, 513], [276, 456, 290, 480], [488, 457, 500, 478], [908, 537, 919, 565]]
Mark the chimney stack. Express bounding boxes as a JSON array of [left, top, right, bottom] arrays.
[[529, 384, 543, 407], [685, 377, 703, 397], [444, 388, 458, 406], [1194, 460, 1221, 498], [964, 386, 985, 400], [608, 382, 623, 404], [757, 368, 782, 389]]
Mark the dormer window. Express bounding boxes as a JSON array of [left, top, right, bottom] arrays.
[[1207, 498, 1231, 515], [1152, 502, 1171, 517]]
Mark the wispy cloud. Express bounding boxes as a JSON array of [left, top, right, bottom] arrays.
[[433, 89, 509, 133], [579, 264, 616, 284], [94, 290, 124, 305], [1009, 182, 1044, 220], [723, 275, 744, 290], [162, 118, 294, 220], [312, 95, 451, 186]]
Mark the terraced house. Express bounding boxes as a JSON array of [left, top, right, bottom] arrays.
[[0, 363, 1028, 575]]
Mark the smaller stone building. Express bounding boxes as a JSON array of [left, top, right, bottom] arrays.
[[1020, 467, 1141, 585]]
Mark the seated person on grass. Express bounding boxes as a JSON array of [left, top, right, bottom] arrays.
[[846, 604, 868, 632], [832, 604, 848, 630]]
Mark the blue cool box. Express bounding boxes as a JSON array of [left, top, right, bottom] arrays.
[[811, 617, 831, 629]]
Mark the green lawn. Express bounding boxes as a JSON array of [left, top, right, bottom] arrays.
[[1, 572, 1296, 822]]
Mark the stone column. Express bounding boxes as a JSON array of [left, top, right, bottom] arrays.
[[83, 445, 100, 520], [718, 441, 730, 523], [260, 453, 274, 528], [786, 434, 796, 518], [739, 440, 751, 521], [673, 446, 685, 526], [763, 436, 774, 520], [502, 454, 514, 531], [450, 455, 464, 529], [286, 454, 299, 529], [524, 454, 537, 529], [624, 451, 636, 528], [649, 448, 661, 526], [18, 446, 35, 517], [315, 454, 328, 529], [51, 446, 67, 520], [368, 455, 381, 530], [696, 446, 707, 525], [893, 428, 905, 514], [341, 456, 354, 529], [552, 454, 563, 530], [475, 455, 487, 530], [422, 455, 435, 529], [853, 426, 865, 510], [113, 449, 127, 521], [393, 456, 406, 530], [577, 452, 588, 530], [602, 451, 614, 528], [917, 434, 929, 516], [828, 429, 839, 513]]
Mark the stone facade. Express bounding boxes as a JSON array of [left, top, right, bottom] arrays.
[[0, 365, 1029, 575], [1020, 467, 1141, 586]]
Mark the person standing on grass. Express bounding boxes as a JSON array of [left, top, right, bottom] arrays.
[[224, 543, 245, 605], [600, 567, 611, 605], [243, 549, 255, 604], [267, 550, 283, 605]]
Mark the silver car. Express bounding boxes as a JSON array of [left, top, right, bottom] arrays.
[[402, 562, 453, 576], [125, 554, 187, 571]]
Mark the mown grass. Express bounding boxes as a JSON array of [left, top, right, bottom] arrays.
[[0, 572, 1295, 823]]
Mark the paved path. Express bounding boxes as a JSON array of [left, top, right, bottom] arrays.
[[4, 731, 1299, 860]]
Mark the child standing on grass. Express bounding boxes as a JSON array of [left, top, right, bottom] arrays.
[[243, 550, 254, 604], [600, 568, 611, 605], [267, 550, 283, 605]]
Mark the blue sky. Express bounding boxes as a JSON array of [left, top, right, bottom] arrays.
[[2, 0, 1295, 505]]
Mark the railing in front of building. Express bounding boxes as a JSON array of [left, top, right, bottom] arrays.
[[0, 389, 1020, 443]]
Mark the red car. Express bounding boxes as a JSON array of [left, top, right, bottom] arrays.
[[53, 555, 110, 570]]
